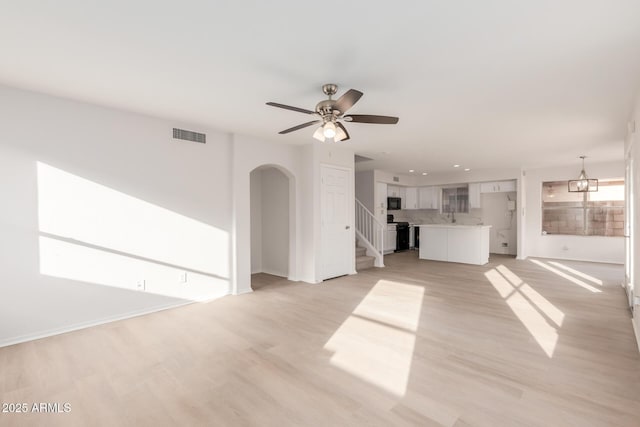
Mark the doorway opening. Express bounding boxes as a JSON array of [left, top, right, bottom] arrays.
[[250, 165, 294, 291]]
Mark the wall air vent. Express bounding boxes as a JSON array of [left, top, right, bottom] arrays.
[[173, 128, 206, 144], [393, 176, 400, 182]]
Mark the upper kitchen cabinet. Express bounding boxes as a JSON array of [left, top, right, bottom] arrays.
[[469, 183, 481, 209], [405, 187, 419, 210], [387, 185, 407, 209], [480, 180, 517, 193], [419, 186, 440, 209], [387, 185, 401, 197]]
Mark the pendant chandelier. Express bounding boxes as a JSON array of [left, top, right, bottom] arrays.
[[568, 156, 598, 192]]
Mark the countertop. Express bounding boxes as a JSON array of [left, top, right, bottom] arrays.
[[416, 224, 492, 229]]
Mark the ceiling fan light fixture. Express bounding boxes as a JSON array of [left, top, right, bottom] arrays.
[[313, 126, 325, 142], [334, 125, 348, 142], [323, 121, 337, 138]]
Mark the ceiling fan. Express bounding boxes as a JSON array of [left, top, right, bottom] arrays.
[[266, 84, 399, 142]]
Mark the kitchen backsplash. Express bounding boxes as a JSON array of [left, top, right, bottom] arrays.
[[392, 209, 484, 225]]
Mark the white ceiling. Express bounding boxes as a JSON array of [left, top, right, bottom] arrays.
[[1, 1, 639, 174]]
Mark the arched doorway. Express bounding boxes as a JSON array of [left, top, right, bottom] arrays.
[[249, 165, 295, 290]]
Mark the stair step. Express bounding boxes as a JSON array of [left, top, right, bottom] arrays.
[[356, 255, 375, 271], [355, 246, 367, 257]]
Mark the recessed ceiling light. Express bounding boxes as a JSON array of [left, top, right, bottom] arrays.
[[453, 164, 460, 168], [422, 172, 428, 176], [409, 169, 414, 173], [464, 168, 471, 171]]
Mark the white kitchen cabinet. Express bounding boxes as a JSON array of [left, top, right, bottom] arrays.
[[384, 225, 397, 254], [399, 186, 407, 209], [480, 180, 517, 193], [387, 185, 401, 197], [405, 187, 419, 210], [388, 185, 408, 209], [469, 183, 481, 209], [419, 226, 448, 261], [418, 186, 440, 209], [418, 225, 491, 265], [497, 180, 517, 192]]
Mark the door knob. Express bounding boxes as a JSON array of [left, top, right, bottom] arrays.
[[345, 225, 350, 230]]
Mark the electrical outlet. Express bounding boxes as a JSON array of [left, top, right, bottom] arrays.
[[179, 272, 188, 284], [136, 279, 146, 290]]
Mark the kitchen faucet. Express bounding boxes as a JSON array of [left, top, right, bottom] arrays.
[[447, 208, 456, 223]]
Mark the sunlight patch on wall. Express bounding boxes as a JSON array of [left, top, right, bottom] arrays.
[[324, 280, 424, 396], [39, 236, 228, 301], [529, 259, 601, 293], [485, 266, 562, 358], [37, 162, 229, 299], [37, 162, 229, 277]]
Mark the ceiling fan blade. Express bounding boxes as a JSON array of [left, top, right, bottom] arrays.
[[334, 89, 363, 114], [336, 122, 350, 141], [266, 102, 314, 115], [278, 120, 321, 134], [343, 114, 399, 124]]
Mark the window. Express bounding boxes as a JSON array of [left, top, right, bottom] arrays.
[[541, 179, 625, 236], [442, 186, 469, 213]]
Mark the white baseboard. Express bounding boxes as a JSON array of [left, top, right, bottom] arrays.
[[633, 318, 640, 353], [0, 300, 197, 349], [260, 268, 288, 277], [529, 254, 623, 265]]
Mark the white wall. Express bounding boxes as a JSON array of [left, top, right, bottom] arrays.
[[260, 168, 289, 277], [0, 85, 233, 346], [0, 84, 359, 345], [355, 170, 375, 212], [249, 167, 289, 277], [232, 136, 356, 290], [418, 168, 521, 186], [626, 93, 640, 350], [481, 192, 518, 255], [522, 161, 625, 263], [231, 134, 306, 292], [250, 170, 262, 274], [374, 170, 419, 186]]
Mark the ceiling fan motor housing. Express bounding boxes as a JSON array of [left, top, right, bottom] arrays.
[[316, 99, 340, 120]]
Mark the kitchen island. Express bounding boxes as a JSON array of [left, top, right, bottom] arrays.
[[418, 224, 491, 265]]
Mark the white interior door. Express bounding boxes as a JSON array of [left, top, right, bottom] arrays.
[[321, 166, 351, 280]]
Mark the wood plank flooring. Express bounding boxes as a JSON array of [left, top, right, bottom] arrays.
[[1, 252, 639, 426]]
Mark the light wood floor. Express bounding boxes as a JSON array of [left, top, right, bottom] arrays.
[[1, 252, 639, 426]]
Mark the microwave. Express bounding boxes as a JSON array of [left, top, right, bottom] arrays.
[[387, 197, 401, 210]]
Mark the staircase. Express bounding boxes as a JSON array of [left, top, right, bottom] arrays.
[[356, 242, 375, 271], [355, 198, 385, 268]]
